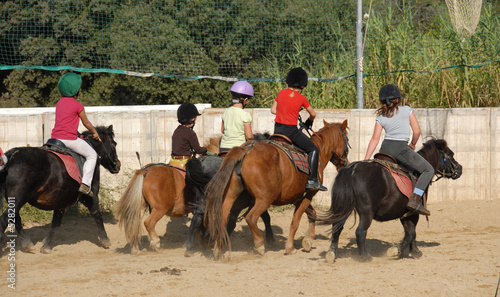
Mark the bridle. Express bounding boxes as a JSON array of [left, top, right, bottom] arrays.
[[433, 151, 460, 182], [330, 125, 350, 167], [299, 119, 350, 168], [80, 131, 118, 166]]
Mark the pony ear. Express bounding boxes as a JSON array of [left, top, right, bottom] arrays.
[[323, 119, 330, 126], [435, 139, 447, 151], [107, 125, 114, 133], [341, 119, 348, 130]]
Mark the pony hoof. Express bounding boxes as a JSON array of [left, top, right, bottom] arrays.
[[99, 238, 111, 248], [21, 240, 35, 252], [359, 255, 372, 262], [302, 237, 313, 252], [40, 247, 52, 254], [410, 250, 423, 259], [386, 246, 399, 258], [184, 250, 195, 257], [254, 245, 265, 256], [325, 251, 336, 264], [285, 247, 296, 255]]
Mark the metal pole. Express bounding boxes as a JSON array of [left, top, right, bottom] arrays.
[[356, 0, 364, 109]]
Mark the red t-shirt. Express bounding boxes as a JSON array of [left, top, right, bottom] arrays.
[[51, 97, 84, 140], [274, 89, 311, 125]]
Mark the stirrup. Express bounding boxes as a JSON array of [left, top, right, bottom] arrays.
[[78, 184, 94, 197], [306, 179, 327, 191]]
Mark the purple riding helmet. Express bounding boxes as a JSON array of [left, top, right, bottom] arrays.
[[230, 81, 254, 104]]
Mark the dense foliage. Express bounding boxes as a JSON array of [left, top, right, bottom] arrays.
[[0, 0, 499, 109]]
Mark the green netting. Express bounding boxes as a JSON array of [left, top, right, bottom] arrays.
[[1, 0, 499, 81]]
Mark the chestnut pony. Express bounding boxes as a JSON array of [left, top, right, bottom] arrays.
[[205, 119, 349, 258], [116, 134, 273, 254]]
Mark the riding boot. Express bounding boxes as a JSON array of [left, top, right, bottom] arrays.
[[407, 193, 430, 216], [78, 183, 94, 197], [305, 150, 327, 191]]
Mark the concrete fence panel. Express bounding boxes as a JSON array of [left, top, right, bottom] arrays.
[[0, 106, 497, 205]]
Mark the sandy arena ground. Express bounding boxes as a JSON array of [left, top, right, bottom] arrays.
[[1, 199, 499, 297]]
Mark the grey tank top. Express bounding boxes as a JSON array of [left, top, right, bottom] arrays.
[[376, 106, 413, 142]]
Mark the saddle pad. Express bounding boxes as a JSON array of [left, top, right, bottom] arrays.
[[51, 151, 82, 183], [390, 171, 413, 199], [265, 140, 309, 175], [372, 159, 413, 199]]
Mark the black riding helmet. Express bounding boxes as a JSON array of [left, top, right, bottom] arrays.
[[285, 67, 308, 88], [177, 102, 201, 124], [379, 84, 401, 106]]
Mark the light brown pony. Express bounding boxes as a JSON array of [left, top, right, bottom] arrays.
[[205, 119, 349, 258], [115, 136, 221, 254]]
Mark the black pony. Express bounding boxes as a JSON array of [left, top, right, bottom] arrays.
[[183, 133, 275, 256], [317, 139, 462, 262], [0, 125, 121, 253]]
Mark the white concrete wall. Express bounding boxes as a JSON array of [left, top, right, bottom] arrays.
[[0, 106, 497, 205]]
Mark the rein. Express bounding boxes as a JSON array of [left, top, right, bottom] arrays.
[[302, 123, 350, 167], [431, 151, 459, 183]]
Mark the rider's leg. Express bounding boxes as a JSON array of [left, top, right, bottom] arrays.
[[60, 138, 97, 195]]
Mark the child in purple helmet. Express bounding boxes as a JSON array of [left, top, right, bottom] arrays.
[[220, 81, 255, 152]]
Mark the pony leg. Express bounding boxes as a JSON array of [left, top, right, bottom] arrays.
[[302, 205, 316, 252], [80, 194, 110, 247], [285, 198, 312, 255], [400, 215, 420, 258], [40, 209, 65, 254], [0, 207, 33, 252], [355, 216, 373, 262], [143, 207, 165, 251], [244, 202, 272, 256], [13, 210, 34, 252], [326, 218, 347, 264], [185, 213, 204, 257], [260, 210, 275, 244]]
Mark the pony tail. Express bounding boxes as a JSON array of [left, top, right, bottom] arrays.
[[204, 146, 249, 258], [315, 165, 356, 227], [116, 169, 147, 253]]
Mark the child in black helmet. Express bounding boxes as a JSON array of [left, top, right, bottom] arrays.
[[364, 84, 434, 216], [271, 67, 327, 191], [171, 103, 208, 167]]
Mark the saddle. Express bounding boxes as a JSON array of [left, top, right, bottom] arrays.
[[258, 135, 309, 175], [42, 138, 85, 183], [145, 162, 186, 178], [372, 153, 415, 199]]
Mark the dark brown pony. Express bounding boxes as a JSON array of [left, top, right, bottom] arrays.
[[0, 126, 121, 253], [317, 139, 462, 262], [205, 120, 349, 258]]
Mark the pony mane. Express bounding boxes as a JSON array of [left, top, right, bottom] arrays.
[[82, 126, 114, 138], [418, 138, 448, 167], [204, 136, 222, 154]]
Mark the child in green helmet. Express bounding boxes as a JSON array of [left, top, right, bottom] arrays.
[[51, 72, 101, 196]]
